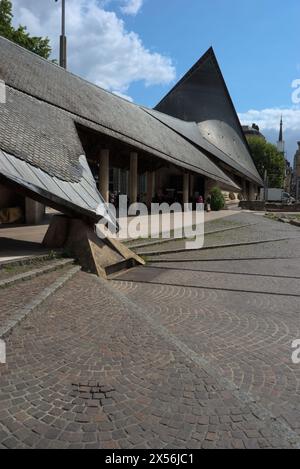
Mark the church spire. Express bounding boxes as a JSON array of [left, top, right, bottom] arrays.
[[277, 115, 285, 154], [279, 115, 283, 142]]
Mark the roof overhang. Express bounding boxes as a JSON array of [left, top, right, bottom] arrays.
[[0, 150, 117, 228]]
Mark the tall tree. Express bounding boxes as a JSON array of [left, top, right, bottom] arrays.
[[247, 136, 286, 188], [0, 0, 51, 59]]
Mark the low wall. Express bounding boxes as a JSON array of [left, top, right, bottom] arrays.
[[239, 201, 300, 212], [239, 201, 265, 211]]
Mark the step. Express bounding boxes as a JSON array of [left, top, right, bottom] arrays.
[[126, 223, 257, 251], [137, 236, 294, 258], [290, 220, 300, 227], [0, 265, 80, 339], [0, 251, 63, 268], [0, 257, 76, 289], [105, 258, 139, 278]]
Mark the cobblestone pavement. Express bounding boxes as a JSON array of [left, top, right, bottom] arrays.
[[0, 258, 56, 281], [0, 213, 300, 448], [112, 213, 300, 445], [0, 266, 73, 329], [134, 212, 300, 255]]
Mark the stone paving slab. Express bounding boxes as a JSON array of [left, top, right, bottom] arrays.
[[0, 269, 298, 449], [0, 265, 77, 336], [0, 258, 74, 288], [149, 257, 300, 278], [137, 237, 296, 258], [112, 213, 300, 443], [113, 264, 300, 297], [146, 237, 300, 263], [1, 212, 300, 449], [0, 266, 80, 339], [126, 222, 256, 250], [135, 213, 300, 255]]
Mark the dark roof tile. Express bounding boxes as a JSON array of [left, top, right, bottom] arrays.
[[0, 37, 240, 189]]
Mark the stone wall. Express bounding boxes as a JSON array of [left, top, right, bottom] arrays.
[[239, 200, 300, 212]]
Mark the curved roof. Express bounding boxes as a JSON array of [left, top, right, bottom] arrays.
[[0, 37, 239, 192], [155, 47, 262, 186], [0, 149, 115, 224], [144, 108, 261, 185]]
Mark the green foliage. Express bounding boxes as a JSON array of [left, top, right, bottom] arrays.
[[0, 0, 12, 28], [210, 187, 225, 211], [247, 136, 286, 188], [0, 0, 51, 59]]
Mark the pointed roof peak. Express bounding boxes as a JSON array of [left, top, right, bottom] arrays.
[[155, 46, 218, 109], [154, 47, 262, 185], [279, 115, 283, 142]]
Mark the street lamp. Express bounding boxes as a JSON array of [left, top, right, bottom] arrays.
[[55, 0, 67, 69]]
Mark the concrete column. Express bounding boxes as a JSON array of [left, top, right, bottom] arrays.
[[155, 170, 161, 195], [189, 174, 194, 198], [99, 149, 109, 203], [25, 198, 45, 225], [183, 172, 189, 207], [146, 171, 155, 208], [112, 167, 121, 193], [249, 183, 256, 201], [129, 152, 138, 204], [242, 179, 247, 200]]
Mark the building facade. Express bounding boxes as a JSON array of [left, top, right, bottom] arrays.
[[0, 38, 262, 226], [293, 142, 300, 200], [242, 124, 266, 140], [276, 117, 293, 194]]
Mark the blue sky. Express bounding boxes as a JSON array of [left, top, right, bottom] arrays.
[[12, 0, 300, 160], [126, 0, 299, 109]]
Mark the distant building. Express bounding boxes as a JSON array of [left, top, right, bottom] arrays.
[[293, 142, 300, 200], [242, 124, 266, 140], [276, 117, 293, 193], [284, 160, 293, 193]]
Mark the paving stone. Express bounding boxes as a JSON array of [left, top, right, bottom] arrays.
[[1, 214, 300, 448]]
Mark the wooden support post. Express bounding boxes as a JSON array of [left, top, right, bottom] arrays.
[[99, 149, 109, 203], [183, 172, 189, 207], [130, 152, 138, 204], [146, 171, 155, 208]]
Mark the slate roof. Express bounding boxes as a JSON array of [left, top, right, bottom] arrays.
[[155, 47, 263, 186], [0, 36, 240, 191], [0, 87, 84, 182], [0, 149, 115, 224], [145, 108, 262, 185]]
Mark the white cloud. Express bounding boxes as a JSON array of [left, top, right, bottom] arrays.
[[238, 107, 300, 131], [12, 0, 175, 96], [121, 0, 144, 15]]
